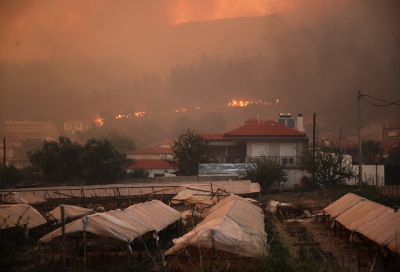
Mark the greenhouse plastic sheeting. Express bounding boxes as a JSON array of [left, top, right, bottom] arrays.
[[324, 193, 400, 255], [39, 200, 181, 243], [125, 200, 181, 232], [155, 180, 260, 197], [335, 200, 389, 231], [40, 213, 142, 243], [323, 193, 365, 218], [165, 195, 267, 258], [0, 180, 259, 200], [170, 186, 230, 207], [2, 192, 46, 205], [48, 204, 94, 222], [0, 204, 46, 230], [355, 209, 400, 251]]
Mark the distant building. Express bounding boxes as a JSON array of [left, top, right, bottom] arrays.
[[64, 119, 92, 135], [380, 123, 400, 159], [125, 146, 176, 178], [126, 159, 176, 178], [4, 120, 59, 141], [203, 116, 309, 165], [382, 123, 400, 141]]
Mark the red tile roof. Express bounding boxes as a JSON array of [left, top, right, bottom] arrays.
[[202, 134, 225, 141], [126, 147, 173, 155], [224, 120, 306, 137], [127, 159, 175, 169]]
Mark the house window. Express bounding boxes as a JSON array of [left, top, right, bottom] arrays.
[[252, 143, 268, 157], [280, 143, 296, 164]]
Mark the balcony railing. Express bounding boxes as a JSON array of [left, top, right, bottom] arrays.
[[225, 156, 302, 165]]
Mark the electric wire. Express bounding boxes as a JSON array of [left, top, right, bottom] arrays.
[[361, 94, 400, 106], [318, 97, 358, 132]]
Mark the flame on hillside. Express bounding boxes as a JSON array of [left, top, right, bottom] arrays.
[[115, 114, 132, 119], [134, 111, 146, 117], [94, 117, 104, 126], [94, 99, 275, 125], [228, 99, 273, 107]]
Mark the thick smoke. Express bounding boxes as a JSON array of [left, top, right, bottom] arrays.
[[0, 0, 399, 144]]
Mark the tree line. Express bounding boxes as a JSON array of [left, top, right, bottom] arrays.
[[1, 129, 399, 190], [0, 136, 145, 188]]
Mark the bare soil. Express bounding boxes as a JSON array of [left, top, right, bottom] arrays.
[[261, 189, 399, 272]]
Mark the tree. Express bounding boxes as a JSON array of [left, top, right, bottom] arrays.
[[242, 155, 288, 193], [14, 138, 43, 157], [388, 145, 400, 165], [299, 144, 357, 187], [27, 136, 83, 182], [82, 138, 131, 182], [105, 130, 136, 153], [0, 163, 24, 188], [164, 128, 216, 176], [126, 167, 150, 178], [361, 140, 383, 164], [19, 165, 44, 181]]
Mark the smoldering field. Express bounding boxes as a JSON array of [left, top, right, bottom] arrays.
[[0, 0, 399, 145]]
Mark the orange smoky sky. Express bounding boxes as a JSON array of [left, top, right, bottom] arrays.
[[0, 0, 347, 66]]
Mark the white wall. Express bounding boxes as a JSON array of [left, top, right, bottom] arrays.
[[347, 165, 385, 186], [280, 165, 385, 189]]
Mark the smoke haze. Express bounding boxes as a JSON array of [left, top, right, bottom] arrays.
[[1, 0, 399, 145]]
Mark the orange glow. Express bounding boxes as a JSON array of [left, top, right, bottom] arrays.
[[134, 111, 145, 117], [229, 100, 251, 107], [173, 108, 187, 113], [276, 99, 279, 105], [94, 117, 104, 126], [115, 114, 132, 119], [228, 99, 272, 107], [170, 0, 302, 25]]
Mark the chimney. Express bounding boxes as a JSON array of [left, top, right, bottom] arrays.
[[297, 114, 304, 132]]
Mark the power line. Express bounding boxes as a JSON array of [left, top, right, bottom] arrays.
[[362, 94, 400, 106], [318, 97, 358, 132]]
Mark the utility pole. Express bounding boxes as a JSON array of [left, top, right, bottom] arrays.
[[340, 127, 343, 185], [340, 127, 342, 156], [3, 138, 5, 166], [358, 92, 363, 189], [313, 113, 316, 182]]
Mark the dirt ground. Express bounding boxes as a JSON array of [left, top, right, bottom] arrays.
[[261, 189, 398, 272]]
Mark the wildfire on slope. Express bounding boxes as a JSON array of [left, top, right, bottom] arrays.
[[228, 99, 273, 107], [115, 114, 132, 119], [93, 99, 277, 125], [94, 117, 104, 126]]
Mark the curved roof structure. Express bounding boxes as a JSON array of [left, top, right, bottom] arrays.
[[165, 195, 267, 258]]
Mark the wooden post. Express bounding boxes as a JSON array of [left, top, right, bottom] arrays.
[[71, 231, 80, 270], [139, 238, 142, 263], [61, 205, 66, 272], [334, 221, 336, 237], [357, 242, 360, 272], [212, 229, 216, 272], [126, 241, 131, 271], [83, 230, 87, 270]]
